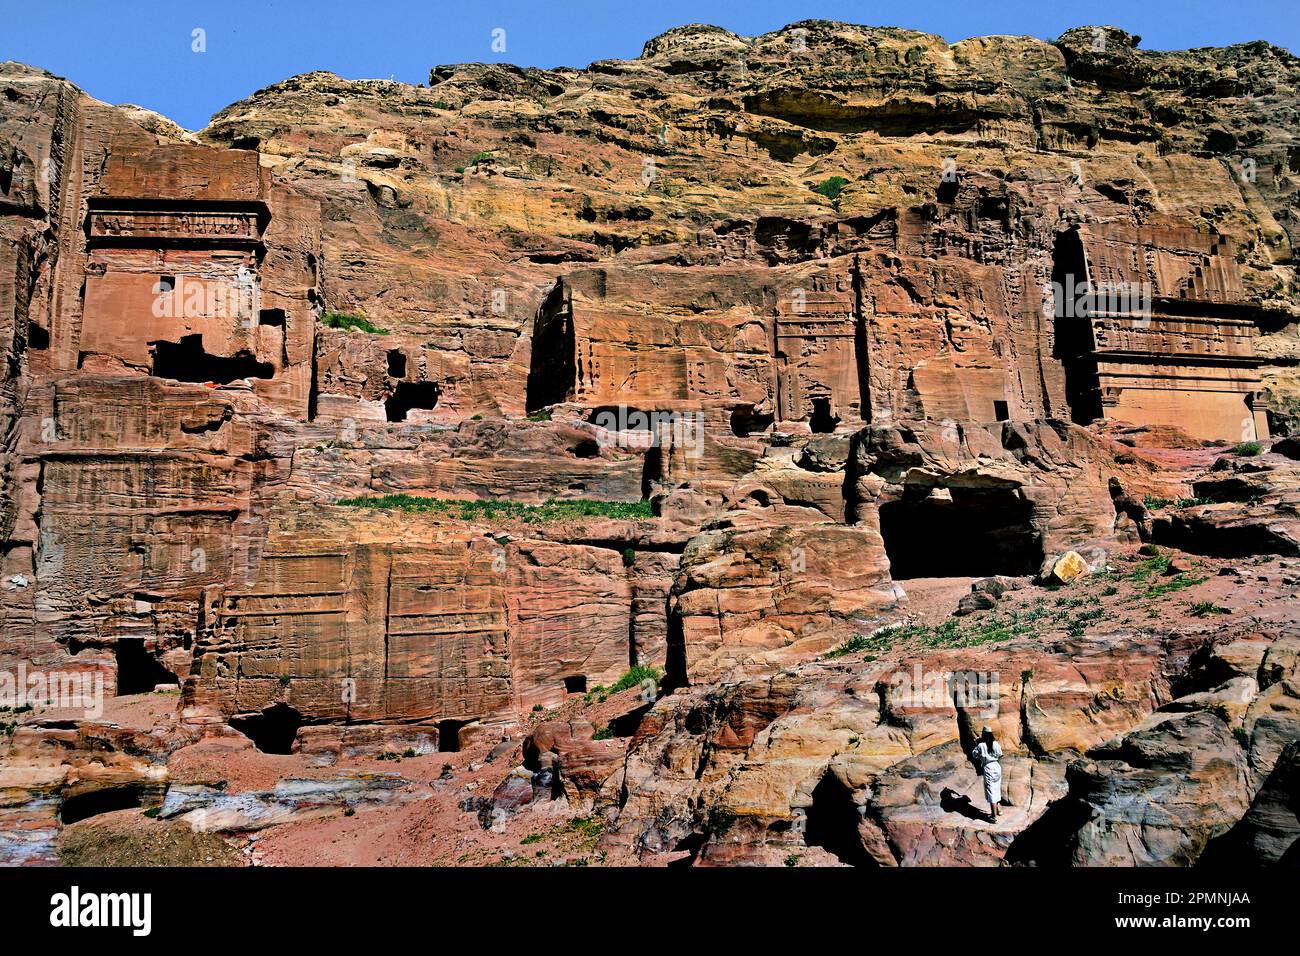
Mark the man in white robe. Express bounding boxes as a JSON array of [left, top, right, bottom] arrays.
[[970, 726, 1003, 821]]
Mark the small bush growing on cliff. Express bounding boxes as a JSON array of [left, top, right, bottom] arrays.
[[825, 630, 893, 660], [591, 725, 613, 740], [456, 150, 494, 173], [525, 409, 552, 422], [1143, 494, 1171, 510], [1190, 601, 1231, 618], [1232, 441, 1262, 456], [609, 664, 662, 695], [812, 176, 849, 202], [321, 310, 388, 335]]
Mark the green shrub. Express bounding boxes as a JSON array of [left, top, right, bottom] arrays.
[[1190, 601, 1231, 618], [609, 664, 662, 695], [622, 547, 636, 567], [812, 176, 849, 201], [591, 725, 613, 740], [525, 409, 552, 422], [1142, 494, 1171, 510], [825, 630, 894, 659], [321, 311, 388, 335], [1232, 442, 1262, 456]]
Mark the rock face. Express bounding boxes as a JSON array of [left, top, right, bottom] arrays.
[[1, 20, 1300, 865]]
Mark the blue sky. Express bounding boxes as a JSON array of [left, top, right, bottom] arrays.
[[3, 0, 1296, 130]]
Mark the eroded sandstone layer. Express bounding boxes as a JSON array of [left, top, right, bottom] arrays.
[[1, 21, 1299, 866]]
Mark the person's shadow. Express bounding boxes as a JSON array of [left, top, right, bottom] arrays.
[[940, 787, 988, 821]]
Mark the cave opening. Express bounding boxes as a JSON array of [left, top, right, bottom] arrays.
[[386, 349, 407, 378], [730, 405, 775, 437], [879, 487, 1043, 578], [151, 334, 273, 384], [229, 703, 303, 755], [384, 380, 440, 422], [60, 785, 144, 824], [808, 396, 840, 433], [804, 772, 875, 867], [27, 321, 49, 350], [525, 284, 575, 412], [438, 718, 469, 753], [1051, 229, 1103, 426], [936, 174, 960, 205], [114, 639, 176, 696], [563, 675, 587, 694]]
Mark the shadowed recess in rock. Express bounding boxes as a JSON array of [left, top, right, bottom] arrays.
[[151, 334, 274, 384], [879, 488, 1043, 578], [229, 703, 304, 755], [114, 638, 177, 695], [804, 772, 877, 867]]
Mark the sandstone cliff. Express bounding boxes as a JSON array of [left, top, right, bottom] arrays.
[[1, 22, 1298, 867]]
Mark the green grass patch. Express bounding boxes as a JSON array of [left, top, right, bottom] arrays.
[[812, 176, 849, 202], [566, 815, 604, 843], [1144, 574, 1207, 598], [1232, 442, 1262, 456], [824, 629, 894, 660], [335, 494, 654, 524], [608, 664, 662, 695], [1190, 600, 1231, 618], [1128, 554, 1172, 581], [321, 311, 388, 335]]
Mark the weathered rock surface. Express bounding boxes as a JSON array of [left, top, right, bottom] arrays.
[[2, 20, 1300, 864]]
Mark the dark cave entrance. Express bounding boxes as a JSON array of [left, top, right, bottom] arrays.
[[27, 321, 49, 350], [229, 703, 303, 755], [386, 349, 407, 378], [151, 334, 274, 384], [438, 718, 470, 753], [879, 487, 1043, 578], [563, 675, 587, 694], [808, 396, 840, 433], [114, 639, 176, 695], [384, 381, 440, 422], [60, 785, 144, 824], [730, 405, 775, 437], [525, 284, 576, 412], [804, 772, 875, 867], [1050, 229, 1103, 426]]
